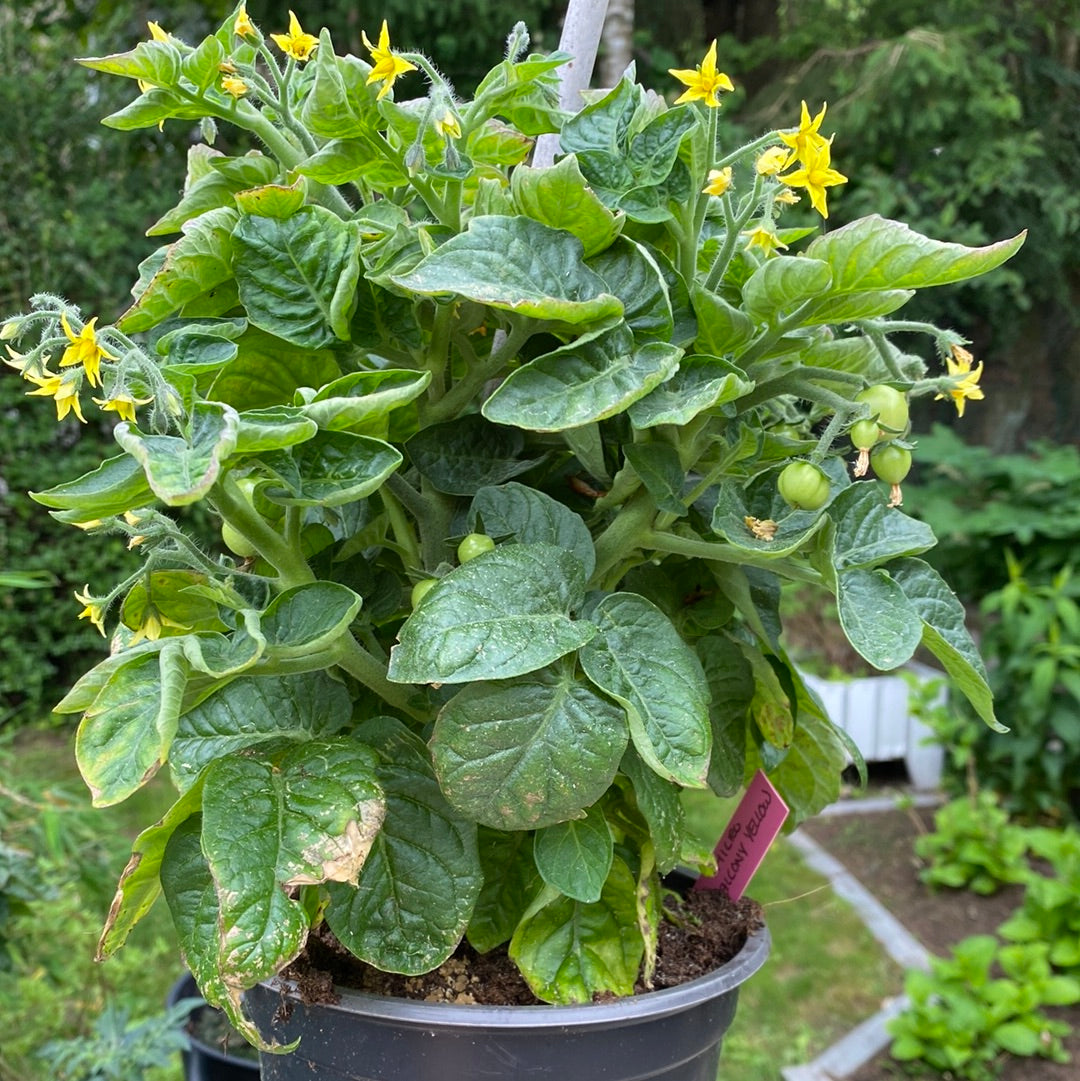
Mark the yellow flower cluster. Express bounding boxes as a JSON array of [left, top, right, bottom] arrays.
[[775, 102, 847, 219]]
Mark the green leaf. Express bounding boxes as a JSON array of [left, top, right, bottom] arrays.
[[993, 1022, 1041, 1057], [259, 582, 361, 656], [297, 369, 430, 435], [534, 804, 613, 903], [467, 829, 542, 953], [179, 626, 265, 680], [836, 567, 923, 670], [580, 593, 711, 788], [406, 414, 540, 495], [325, 717, 481, 975], [118, 207, 238, 334], [30, 453, 154, 517], [431, 668, 628, 830], [799, 289, 915, 324], [827, 482, 937, 569], [171, 671, 351, 793], [698, 635, 753, 797], [234, 406, 318, 453], [261, 430, 402, 506], [300, 41, 380, 139], [121, 571, 226, 636], [806, 215, 1026, 292], [79, 40, 181, 85], [181, 33, 226, 93], [747, 650, 794, 749], [623, 443, 687, 516], [296, 137, 408, 187], [711, 481, 830, 558], [390, 216, 623, 325], [389, 544, 596, 685], [628, 353, 753, 428], [692, 286, 756, 355], [511, 155, 624, 258], [469, 482, 596, 579], [201, 739, 384, 985], [76, 642, 187, 807], [619, 749, 685, 873], [509, 858, 643, 1003], [233, 183, 307, 220], [97, 779, 205, 958], [233, 207, 360, 347], [156, 316, 248, 367], [115, 401, 239, 506], [587, 238, 674, 342], [742, 255, 833, 323], [560, 77, 638, 155], [482, 323, 682, 432], [891, 558, 1003, 731]]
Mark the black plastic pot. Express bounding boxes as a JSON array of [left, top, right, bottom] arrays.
[[244, 926, 769, 1081], [169, 973, 262, 1081]]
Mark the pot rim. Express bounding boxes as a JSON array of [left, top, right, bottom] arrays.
[[259, 924, 770, 1032]]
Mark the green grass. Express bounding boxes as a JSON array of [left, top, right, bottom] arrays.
[[0, 730, 903, 1081], [682, 789, 905, 1081]]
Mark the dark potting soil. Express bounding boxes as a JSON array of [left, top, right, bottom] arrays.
[[280, 889, 764, 1008]]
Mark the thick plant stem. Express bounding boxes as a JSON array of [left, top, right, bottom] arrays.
[[333, 635, 426, 720]]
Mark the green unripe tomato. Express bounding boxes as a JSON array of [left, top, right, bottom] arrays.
[[849, 418, 882, 451], [221, 521, 257, 558], [410, 578, 437, 607], [457, 532, 495, 563], [870, 443, 912, 484], [778, 462, 831, 511], [855, 385, 909, 434], [234, 475, 285, 522]]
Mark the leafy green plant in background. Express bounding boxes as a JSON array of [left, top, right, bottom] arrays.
[[999, 827, 1080, 975], [914, 792, 1033, 896], [904, 424, 1080, 603], [0, 2, 1018, 1046], [37, 997, 198, 1081], [960, 559, 1080, 824], [888, 935, 1080, 1080]]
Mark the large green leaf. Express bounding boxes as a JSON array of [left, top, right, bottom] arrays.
[[692, 286, 756, 355], [827, 482, 936, 570], [297, 370, 430, 434], [806, 215, 1026, 292], [76, 641, 187, 807], [115, 401, 238, 506], [171, 671, 352, 793], [587, 238, 674, 342], [482, 323, 682, 432], [325, 717, 481, 974], [469, 482, 596, 578], [619, 749, 685, 873], [509, 858, 643, 1003], [622, 443, 687, 517], [259, 582, 362, 656], [388, 544, 596, 685], [534, 804, 613, 903], [628, 353, 753, 428], [406, 414, 540, 495], [300, 38, 380, 138], [891, 557, 1003, 731], [233, 206, 360, 348], [390, 216, 623, 325], [201, 740, 384, 986], [580, 593, 711, 788], [234, 407, 318, 453], [697, 635, 753, 797], [118, 207, 238, 334], [30, 453, 154, 518], [836, 566, 923, 671], [511, 155, 624, 258], [430, 668, 628, 830], [742, 255, 833, 324], [261, 430, 402, 506]]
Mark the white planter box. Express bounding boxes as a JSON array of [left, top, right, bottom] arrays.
[[800, 661, 945, 790]]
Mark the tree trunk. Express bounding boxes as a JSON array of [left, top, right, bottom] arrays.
[[599, 0, 634, 88]]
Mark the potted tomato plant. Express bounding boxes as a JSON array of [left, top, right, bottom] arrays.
[[4, 2, 1018, 1077]]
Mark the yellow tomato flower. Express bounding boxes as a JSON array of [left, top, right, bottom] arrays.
[[74, 586, 107, 636], [234, 4, 256, 38], [434, 110, 462, 141], [703, 167, 733, 196], [778, 101, 831, 168], [147, 22, 169, 42], [779, 142, 847, 219], [221, 75, 249, 98], [743, 225, 788, 255], [755, 146, 789, 176], [271, 10, 319, 62], [58, 313, 116, 389], [362, 20, 418, 100], [92, 392, 153, 423], [128, 610, 191, 646], [25, 369, 86, 423], [669, 40, 734, 108], [774, 188, 801, 206], [936, 345, 985, 418]]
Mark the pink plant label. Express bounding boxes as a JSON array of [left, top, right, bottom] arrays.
[[694, 769, 789, 899]]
